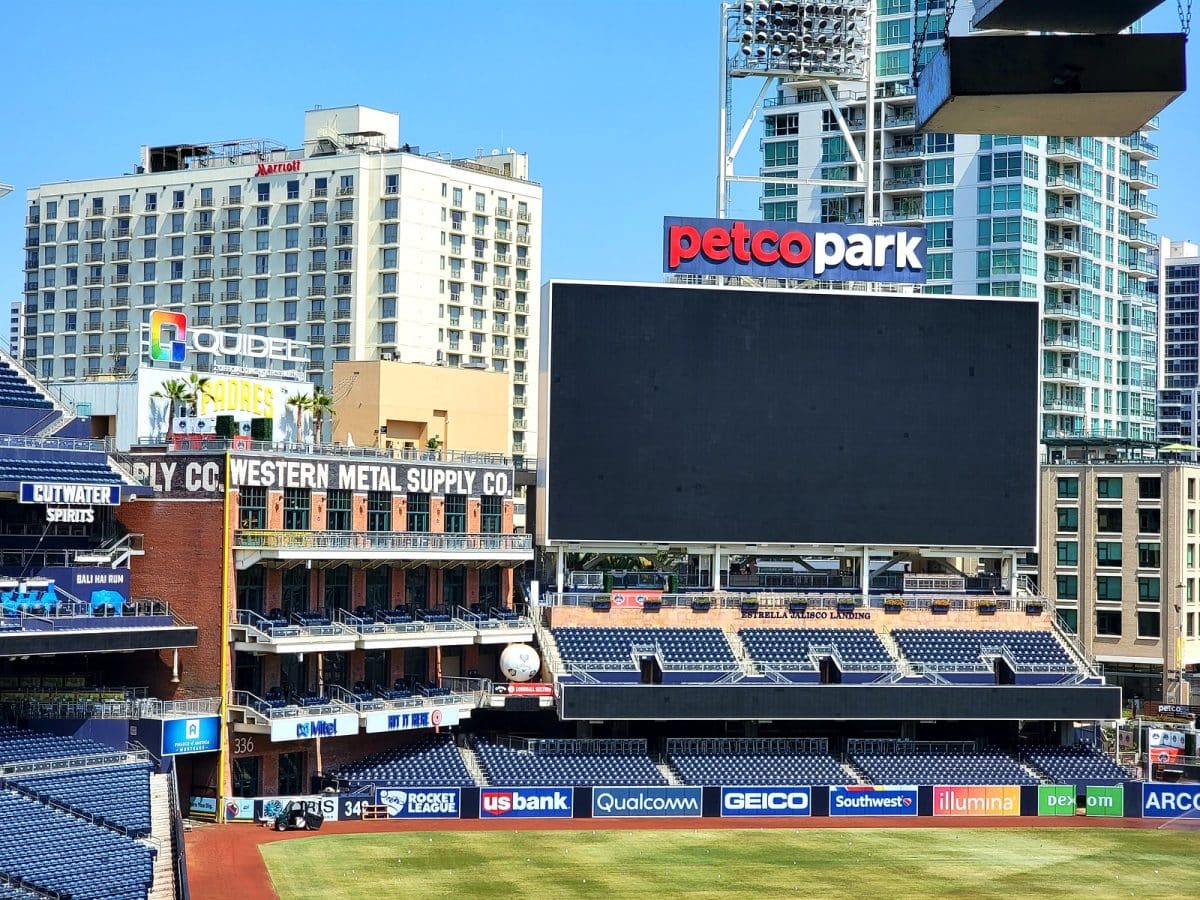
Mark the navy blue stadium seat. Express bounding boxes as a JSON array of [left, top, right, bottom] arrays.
[[667, 745, 852, 786], [739, 628, 894, 668], [552, 627, 737, 670], [892, 629, 1076, 670], [475, 737, 665, 786], [331, 735, 474, 789], [1023, 744, 1132, 783], [849, 747, 1038, 786]]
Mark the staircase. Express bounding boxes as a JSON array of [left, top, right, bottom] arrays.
[[532, 616, 566, 676], [877, 630, 914, 677], [723, 628, 759, 677], [459, 744, 488, 786], [0, 344, 74, 438], [147, 774, 177, 900], [840, 756, 869, 785], [656, 762, 681, 786]]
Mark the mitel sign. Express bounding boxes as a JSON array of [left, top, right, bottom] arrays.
[[148, 310, 308, 364], [663, 216, 926, 284], [256, 160, 301, 176], [269, 713, 359, 742]]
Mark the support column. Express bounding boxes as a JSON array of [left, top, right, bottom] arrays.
[[1010, 552, 1020, 597], [861, 546, 871, 603], [555, 547, 565, 594], [713, 547, 722, 593]]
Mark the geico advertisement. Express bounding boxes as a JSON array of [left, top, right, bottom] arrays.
[[1142, 783, 1200, 818], [829, 786, 918, 816], [591, 786, 703, 818], [720, 787, 811, 817], [480, 787, 574, 818], [932, 786, 1021, 817]]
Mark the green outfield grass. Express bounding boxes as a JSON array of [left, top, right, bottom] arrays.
[[261, 827, 1200, 899]]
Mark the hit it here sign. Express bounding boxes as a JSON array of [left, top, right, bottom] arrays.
[[663, 216, 927, 284]]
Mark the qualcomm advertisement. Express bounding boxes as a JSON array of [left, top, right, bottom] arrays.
[[591, 786, 703, 818], [377, 788, 461, 819], [481, 787, 574, 819], [161, 715, 221, 756], [1142, 783, 1200, 818], [721, 787, 811, 817], [829, 786, 919, 817], [663, 216, 927, 284], [364, 706, 461, 735], [269, 713, 359, 742]]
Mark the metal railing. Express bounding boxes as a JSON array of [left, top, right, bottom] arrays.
[[234, 608, 350, 640], [664, 737, 829, 756], [0, 749, 151, 777], [230, 689, 352, 720], [136, 697, 221, 718], [234, 530, 533, 553]]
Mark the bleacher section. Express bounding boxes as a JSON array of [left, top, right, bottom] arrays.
[[331, 735, 475, 790], [1024, 744, 1133, 784], [0, 727, 155, 900], [11, 764, 153, 836], [739, 628, 894, 682], [848, 744, 1038, 786], [552, 627, 737, 681], [666, 738, 853, 786], [892, 629, 1080, 684], [475, 737, 665, 786]]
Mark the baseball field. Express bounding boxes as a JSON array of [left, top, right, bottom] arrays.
[[260, 827, 1200, 899]]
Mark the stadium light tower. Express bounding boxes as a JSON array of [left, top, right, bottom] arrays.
[[0, 184, 13, 200], [718, 1, 876, 222]]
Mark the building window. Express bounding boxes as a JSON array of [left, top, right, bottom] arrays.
[[1137, 611, 1161, 638], [236, 565, 265, 614], [283, 488, 310, 530], [444, 494, 467, 533], [1138, 542, 1161, 569], [407, 492, 430, 532], [326, 489, 351, 531], [281, 566, 309, 614], [365, 570, 391, 612], [1056, 507, 1078, 532], [1138, 576, 1161, 602], [1056, 541, 1078, 566], [1096, 476, 1123, 498], [1096, 541, 1122, 567], [1058, 608, 1078, 634], [1057, 477, 1078, 498], [1056, 574, 1078, 600], [1096, 576, 1122, 601], [240, 487, 267, 529], [481, 495, 502, 534], [1096, 508, 1122, 533], [1138, 477, 1161, 499], [1095, 609, 1123, 636], [324, 564, 351, 613], [367, 491, 391, 531], [1139, 508, 1161, 534]]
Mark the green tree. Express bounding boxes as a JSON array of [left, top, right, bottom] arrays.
[[309, 387, 334, 443], [151, 379, 191, 443], [185, 372, 212, 415], [286, 392, 311, 442]]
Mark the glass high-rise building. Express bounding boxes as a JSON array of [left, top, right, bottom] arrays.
[[759, 0, 1161, 448]]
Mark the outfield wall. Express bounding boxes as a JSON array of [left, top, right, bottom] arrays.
[[221, 782, 1200, 823]]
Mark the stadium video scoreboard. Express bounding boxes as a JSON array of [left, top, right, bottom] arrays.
[[538, 281, 1039, 550]]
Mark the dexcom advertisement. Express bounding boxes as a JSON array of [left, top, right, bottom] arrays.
[[663, 216, 927, 284]]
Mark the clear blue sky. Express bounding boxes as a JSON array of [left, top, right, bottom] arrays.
[[1, 0, 1198, 302]]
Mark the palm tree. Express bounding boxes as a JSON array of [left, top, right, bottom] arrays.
[[286, 392, 310, 443], [309, 388, 334, 444], [185, 373, 212, 415], [152, 379, 191, 444]]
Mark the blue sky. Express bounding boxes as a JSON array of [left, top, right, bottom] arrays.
[[1, 0, 1197, 302]]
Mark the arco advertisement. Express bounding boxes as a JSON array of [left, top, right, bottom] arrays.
[[1142, 783, 1200, 818]]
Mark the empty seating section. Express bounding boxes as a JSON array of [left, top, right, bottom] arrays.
[[849, 747, 1037, 786], [0, 359, 53, 412], [12, 765, 153, 835], [0, 449, 118, 486], [893, 629, 1074, 669], [331, 736, 474, 789], [667, 740, 852, 785], [739, 628, 893, 668], [1024, 745, 1132, 783], [475, 737, 665, 786], [552, 628, 736, 668], [0, 727, 117, 764], [0, 792, 153, 900]]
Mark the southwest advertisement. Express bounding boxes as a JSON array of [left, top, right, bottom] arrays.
[[828, 786, 918, 817]]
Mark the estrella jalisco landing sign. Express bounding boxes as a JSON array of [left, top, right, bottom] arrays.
[[663, 216, 927, 284]]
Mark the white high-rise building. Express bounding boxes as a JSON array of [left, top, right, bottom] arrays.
[[6, 299, 19, 357], [1157, 239, 1200, 445], [22, 105, 541, 461], [757, 2, 1161, 449]]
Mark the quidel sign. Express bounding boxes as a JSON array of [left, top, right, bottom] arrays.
[[663, 216, 926, 284]]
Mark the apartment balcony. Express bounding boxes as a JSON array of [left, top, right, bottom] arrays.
[[882, 176, 925, 192], [193, 243, 216, 257], [1044, 299, 1081, 319], [25, 214, 40, 226], [335, 235, 354, 246], [84, 228, 105, 241], [195, 315, 214, 327], [883, 112, 916, 129], [883, 209, 923, 224], [309, 213, 328, 224], [311, 187, 328, 199], [194, 198, 215, 210], [1046, 175, 1082, 195], [1045, 239, 1082, 257], [108, 250, 131, 263], [221, 219, 241, 232], [1044, 334, 1080, 351], [514, 279, 530, 291], [106, 343, 130, 356], [308, 286, 327, 298], [308, 262, 326, 273], [493, 323, 510, 335], [512, 395, 527, 408], [83, 276, 103, 287], [1130, 258, 1158, 277], [1045, 205, 1082, 225], [1125, 136, 1159, 159], [82, 297, 102, 310], [82, 344, 103, 355], [110, 227, 131, 239], [1125, 227, 1159, 249], [884, 144, 922, 161], [337, 185, 355, 197], [192, 269, 215, 280], [1044, 367, 1082, 384], [515, 301, 529, 314], [516, 233, 530, 245], [1044, 269, 1082, 288], [493, 346, 510, 358], [191, 292, 214, 304], [1121, 286, 1156, 302], [221, 243, 241, 255], [307, 310, 325, 321], [1126, 167, 1159, 190], [495, 207, 512, 219], [1047, 139, 1084, 162], [514, 325, 528, 338], [514, 371, 527, 384], [85, 208, 105, 220], [513, 348, 528, 360], [84, 251, 104, 264], [335, 210, 355, 222], [334, 259, 353, 271], [517, 210, 531, 222], [308, 237, 327, 248], [223, 196, 244, 208], [1126, 196, 1159, 219], [110, 295, 130, 309], [494, 276, 511, 288], [221, 291, 241, 303], [194, 222, 216, 234], [495, 253, 513, 265]]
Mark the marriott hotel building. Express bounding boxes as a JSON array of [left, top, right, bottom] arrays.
[[21, 105, 542, 461]]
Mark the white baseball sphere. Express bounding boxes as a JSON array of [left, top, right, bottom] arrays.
[[500, 644, 541, 682]]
